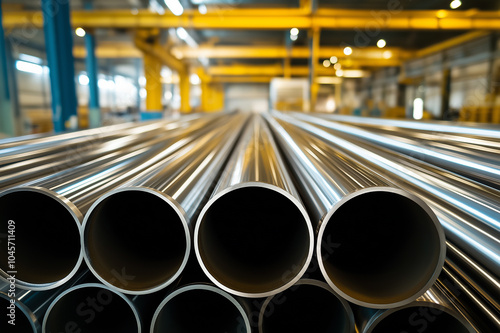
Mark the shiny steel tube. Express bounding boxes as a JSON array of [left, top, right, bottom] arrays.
[[283, 112, 500, 278], [356, 286, 476, 333], [82, 114, 249, 295], [150, 284, 251, 333], [42, 283, 141, 333], [0, 116, 225, 291], [293, 112, 500, 189], [258, 279, 355, 333], [0, 119, 203, 191], [314, 113, 500, 139], [266, 113, 445, 309], [195, 115, 313, 298]]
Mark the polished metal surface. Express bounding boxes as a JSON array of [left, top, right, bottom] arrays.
[[258, 279, 355, 333], [266, 112, 445, 309], [293, 112, 500, 189], [82, 114, 249, 295], [356, 286, 476, 333], [42, 283, 141, 333], [0, 115, 226, 291], [150, 284, 251, 333], [195, 115, 313, 298], [283, 112, 500, 279]]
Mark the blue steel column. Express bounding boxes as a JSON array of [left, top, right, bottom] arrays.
[[85, 30, 100, 127], [0, 1, 16, 137], [41, 0, 78, 132]]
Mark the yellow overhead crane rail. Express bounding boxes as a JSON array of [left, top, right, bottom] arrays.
[[2, 8, 500, 30]]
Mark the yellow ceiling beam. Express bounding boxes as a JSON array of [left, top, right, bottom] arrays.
[[211, 76, 275, 83], [207, 65, 372, 76], [133, 34, 185, 73], [415, 30, 491, 58], [73, 43, 142, 58], [3, 9, 499, 30]]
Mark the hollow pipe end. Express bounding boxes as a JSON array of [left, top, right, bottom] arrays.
[[0, 186, 84, 291], [82, 186, 190, 295], [0, 291, 39, 333], [194, 182, 314, 298], [317, 187, 446, 309]]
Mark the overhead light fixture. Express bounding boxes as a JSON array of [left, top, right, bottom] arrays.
[[19, 53, 43, 64], [377, 39, 386, 48], [450, 0, 461, 9], [342, 69, 368, 78], [413, 98, 424, 120], [290, 28, 299, 36], [198, 4, 207, 15], [190, 73, 201, 85], [164, 0, 184, 16], [330, 56, 338, 64], [335, 69, 344, 77], [75, 27, 86, 37], [436, 10, 448, 18], [176, 27, 198, 48], [343, 46, 352, 56], [323, 59, 331, 67], [383, 50, 393, 59], [16, 60, 43, 74], [78, 73, 89, 85], [333, 63, 342, 70], [290, 34, 298, 41], [139, 76, 146, 86]]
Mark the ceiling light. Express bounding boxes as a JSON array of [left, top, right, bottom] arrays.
[[335, 69, 344, 77], [323, 59, 331, 67], [377, 39, 386, 48], [75, 27, 86, 37], [383, 50, 393, 59], [78, 74, 89, 85], [450, 0, 461, 9], [333, 63, 342, 70], [330, 56, 338, 64], [290, 28, 299, 36], [343, 46, 352, 56], [198, 4, 207, 14], [164, 0, 184, 16], [16, 60, 43, 74], [290, 34, 298, 41]]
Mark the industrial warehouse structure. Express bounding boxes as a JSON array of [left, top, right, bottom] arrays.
[[0, 0, 499, 332]]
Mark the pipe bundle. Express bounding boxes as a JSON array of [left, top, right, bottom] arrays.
[[0, 111, 498, 332]]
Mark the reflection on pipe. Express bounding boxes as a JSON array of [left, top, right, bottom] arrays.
[[150, 284, 250, 333], [258, 279, 355, 333], [42, 283, 141, 333]]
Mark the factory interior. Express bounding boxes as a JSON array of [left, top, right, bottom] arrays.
[[0, 0, 499, 332]]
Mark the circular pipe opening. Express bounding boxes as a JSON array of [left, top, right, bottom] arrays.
[[259, 279, 354, 333], [368, 305, 473, 333], [318, 188, 445, 308], [83, 188, 189, 294], [151, 284, 250, 333], [0, 292, 36, 332], [0, 188, 82, 289], [42, 283, 140, 333], [196, 184, 313, 297]]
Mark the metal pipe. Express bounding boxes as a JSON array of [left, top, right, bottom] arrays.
[[42, 283, 141, 333], [356, 286, 476, 333], [150, 283, 251, 333], [0, 115, 227, 291], [194, 115, 313, 298], [82, 114, 249, 295], [265, 113, 445, 309], [281, 112, 500, 279], [314, 113, 500, 139], [258, 279, 355, 333], [0, 119, 207, 191], [293, 113, 500, 189]]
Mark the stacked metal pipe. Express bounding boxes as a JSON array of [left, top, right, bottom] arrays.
[[0, 112, 498, 332]]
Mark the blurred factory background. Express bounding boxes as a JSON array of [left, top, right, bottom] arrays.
[[0, 0, 499, 137]]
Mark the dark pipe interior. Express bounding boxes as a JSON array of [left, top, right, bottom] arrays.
[[0, 293, 34, 332], [153, 288, 247, 333], [0, 191, 81, 285], [44, 286, 139, 333], [322, 191, 441, 305], [371, 306, 470, 333], [85, 190, 187, 292], [261, 283, 351, 333], [198, 186, 311, 294]]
